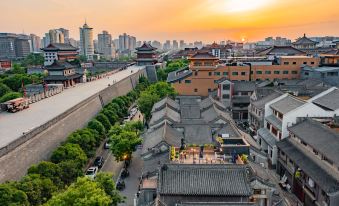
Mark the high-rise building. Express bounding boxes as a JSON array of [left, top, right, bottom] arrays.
[[15, 34, 31, 58], [30, 34, 41, 53], [129, 36, 136, 51], [0, 33, 17, 59], [151, 40, 162, 49], [58, 28, 70, 43], [163, 40, 171, 50], [118, 33, 129, 51], [179, 40, 185, 49], [173, 40, 179, 50], [194, 41, 203, 49], [79, 22, 94, 60], [49, 29, 65, 44], [98, 30, 114, 60]]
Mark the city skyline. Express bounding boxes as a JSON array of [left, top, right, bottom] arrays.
[[1, 0, 339, 42]]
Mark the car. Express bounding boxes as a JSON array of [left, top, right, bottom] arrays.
[[104, 141, 110, 149], [85, 167, 98, 180], [94, 156, 104, 168]]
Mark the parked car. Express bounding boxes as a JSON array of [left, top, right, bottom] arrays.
[[104, 141, 110, 149], [94, 156, 104, 168], [85, 167, 98, 180]]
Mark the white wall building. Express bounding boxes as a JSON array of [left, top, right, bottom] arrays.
[[258, 87, 339, 166]]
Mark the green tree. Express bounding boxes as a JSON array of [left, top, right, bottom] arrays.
[[0, 184, 29, 206], [51, 143, 87, 166], [148, 81, 177, 99], [66, 129, 98, 157], [110, 130, 142, 161], [87, 119, 106, 136], [137, 91, 159, 120], [15, 174, 57, 205], [57, 160, 83, 185], [102, 109, 119, 125], [27, 161, 63, 189], [45, 177, 111, 206], [0, 92, 22, 103], [96, 113, 112, 131], [124, 121, 144, 133], [0, 83, 12, 98], [21, 53, 44, 67], [95, 173, 124, 205]]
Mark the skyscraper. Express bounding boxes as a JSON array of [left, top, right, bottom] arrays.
[[98, 30, 113, 60], [179, 40, 185, 49], [49, 29, 64, 44], [30, 34, 41, 53], [0, 33, 17, 59], [79, 22, 94, 60], [58, 28, 70, 43], [173, 40, 179, 50], [15, 34, 31, 58]]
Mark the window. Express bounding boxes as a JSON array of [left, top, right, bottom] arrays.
[[250, 71, 253, 74], [327, 72, 338, 76], [265, 71, 271, 74], [292, 71, 298, 74], [303, 62, 307, 64], [313, 149, 318, 155], [185, 80, 191, 84], [214, 72, 221, 76], [304, 72, 309, 76], [222, 94, 230, 99], [195, 71, 198, 76], [311, 62, 315, 65], [293, 62, 296, 65], [283, 71, 289, 74], [208, 72, 212, 76], [223, 84, 230, 90], [208, 88, 212, 92], [214, 80, 219, 83], [232, 72, 238, 76], [274, 71, 280, 74], [241, 72, 246, 76], [256, 71, 262, 74], [301, 141, 307, 146], [283, 62, 289, 65], [194, 88, 198, 92], [223, 72, 228, 76], [266, 122, 271, 130]]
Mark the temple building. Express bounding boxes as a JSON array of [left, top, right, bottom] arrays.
[[136, 42, 158, 66], [42, 43, 79, 66], [44, 61, 82, 87], [292, 34, 318, 54]]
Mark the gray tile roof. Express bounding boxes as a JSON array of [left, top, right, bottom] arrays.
[[277, 138, 339, 194], [181, 105, 201, 119], [233, 82, 256, 92], [293, 35, 317, 45], [44, 74, 82, 81], [256, 46, 306, 56], [149, 106, 180, 126], [252, 91, 282, 110], [159, 164, 252, 196], [201, 105, 232, 123], [270, 95, 305, 114], [151, 97, 180, 113], [167, 68, 192, 83], [142, 152, 170, 174], [189, 51, 218, 59], [142, 122, 183, 154], [232, 96, 251, 104], [45, 61, 76, 71], [200, 96, 226, 111], [266, 115, 282, 131], [312, 88, 339, 111], [42, 43, 78, 51], [182, 125, 213, 144], [288, 119, 339, 166], [257, 128, 277, 147]]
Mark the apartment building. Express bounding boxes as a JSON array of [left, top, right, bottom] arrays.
[[276, 119, 339, 206], [167, 51, 320, 97]]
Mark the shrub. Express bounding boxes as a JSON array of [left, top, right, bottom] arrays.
[[51, 143, 87, 166], [0, 92, 22, 103]]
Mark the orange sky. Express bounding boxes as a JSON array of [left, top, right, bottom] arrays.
[[1, 0, 339, 42]]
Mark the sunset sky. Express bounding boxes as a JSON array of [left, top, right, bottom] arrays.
[[2, 0, 339, 42]]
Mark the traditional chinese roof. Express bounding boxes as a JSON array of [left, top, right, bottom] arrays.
[[136, 42, 157, 51], [293, 34, 317, 45], [277, 138, 339, 194], [45, 61, 76, 71], [188, 51, 219, 60], [322, 49, 339, 55], [312, 88, 339, 111], [159, 164, 252, 196], [256, 46, 306, 56], [44, 74, 82, 81], [42, 43, 78, 51], [270, 95, 305, 114]]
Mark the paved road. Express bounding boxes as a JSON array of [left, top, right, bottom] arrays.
[[0, 66, 142, 148]]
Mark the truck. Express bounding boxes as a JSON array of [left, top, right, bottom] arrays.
[[1, 98, 30, 113]]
